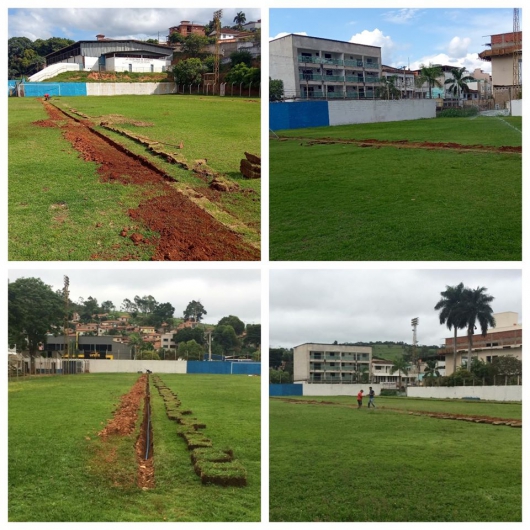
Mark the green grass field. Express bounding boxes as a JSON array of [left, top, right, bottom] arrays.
[[270, 117, 521, 261], [9, 374, 260, 522], [9, 95, 260, 260], [269, 396, 521, 522]]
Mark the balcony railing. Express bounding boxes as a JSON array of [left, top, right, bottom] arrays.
[[299, 74, 323, 81], [345, 76, 365, 83], [323, 75, 344, 82], [344, 59, 364, 67], [297, 55, 322, 64], [364, 62, 380, 69]]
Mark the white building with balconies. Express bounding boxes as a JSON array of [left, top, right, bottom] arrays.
[[270, 34, 382, 100], [293, 343, 372, 384]]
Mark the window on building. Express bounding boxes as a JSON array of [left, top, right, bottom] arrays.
[[326, 69, 333, 76], [324, 53, 331, 59]]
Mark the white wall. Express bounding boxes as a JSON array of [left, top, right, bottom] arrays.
[[300, 383, 382, 396], [107, 56, 169, 73], [89, 359, 187, 373], [328, 99, 436, 126], [86, 82, 177, 96], [510, 99, 522, 116], [407, 385, 522, 402]]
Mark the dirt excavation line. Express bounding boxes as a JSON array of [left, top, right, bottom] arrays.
[[38, 101, 259, 261], [136, 375, 155, 490], [284, 136, 522, 154], [274, 398, 521, 427]]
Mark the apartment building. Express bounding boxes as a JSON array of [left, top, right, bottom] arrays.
[[270, 34, 382, 99], [381, 65, 416, 98], [293, 343, 372, 384], [440, 312, 522, 375]]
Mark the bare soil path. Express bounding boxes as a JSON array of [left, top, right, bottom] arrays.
[[36, 101, 259, 260]]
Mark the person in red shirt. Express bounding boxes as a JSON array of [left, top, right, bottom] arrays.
[[357, 389, 364, 409], [44, 93, 50, 101]]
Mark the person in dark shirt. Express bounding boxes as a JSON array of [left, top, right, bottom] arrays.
[[368, 386, 376, 408]]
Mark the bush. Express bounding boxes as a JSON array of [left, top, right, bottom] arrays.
[[380, 389, 398, 396], [437, 107, 479, 118]]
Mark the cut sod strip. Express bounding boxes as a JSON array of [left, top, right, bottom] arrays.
[[97, 374, 154, 489], [152, 375, 247, 487]]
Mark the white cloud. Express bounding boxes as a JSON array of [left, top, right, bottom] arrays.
[[446, 36, 471, 58], [270, 31, 307, 41], [382, 8, 421, 25], [349, 28, 396, 64], [409, 52, 490, 74]]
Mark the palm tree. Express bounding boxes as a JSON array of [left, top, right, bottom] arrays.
[[460, 286, 496, 369], [434, 283, 467, 375], [423, 359, 441, 381], [233, 11, 246, 30], [444, 67, 475, 106], [376, 75, 401, 100], [390, 356, 410, 390], [415, 63, 443, 99]]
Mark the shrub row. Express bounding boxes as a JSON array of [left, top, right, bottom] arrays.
[[152, 376, 247, 487]]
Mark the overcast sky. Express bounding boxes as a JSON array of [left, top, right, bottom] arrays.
[[8, 269, 261, 325], [270, 7, 516, 72], [270, 269, 521, 349], [8, 7, 261, 42]]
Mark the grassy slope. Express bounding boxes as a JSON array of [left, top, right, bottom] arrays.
[[8, 374, 260, 522], [269, 398, 521, 522], [270, 134, 521, 261], [8, 98, 153, 260]]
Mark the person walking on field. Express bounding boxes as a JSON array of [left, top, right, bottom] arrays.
[[367, 386, 376, 408], [357, 389, 364, 409]]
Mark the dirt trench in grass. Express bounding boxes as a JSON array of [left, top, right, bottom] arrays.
[[34, 101, 259, 261], [275, 398, 522, 427], [287, 136, 522, 153], [97, 374, 155, 489]]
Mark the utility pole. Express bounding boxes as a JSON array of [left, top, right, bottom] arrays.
[[213, 9, 223, 95], [205, 330, 212, 360], [513, 8, 521, 98], [63, 276, 70, 359], [411, 317, 419, 383]]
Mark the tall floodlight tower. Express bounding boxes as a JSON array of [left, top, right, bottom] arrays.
[[513, 8, 521, 97], [63, 276, 70, 358], [213, 9, 223, 95]]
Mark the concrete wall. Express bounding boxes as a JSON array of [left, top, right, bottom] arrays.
[[301, 383, 382, 396], [407, 385, 522, 402], [86, 82, 176, 96], [328, 99, 436, 125], [89, 359, 187, 373], [510, 99, 522, 116], [108, 56, 168, 73]]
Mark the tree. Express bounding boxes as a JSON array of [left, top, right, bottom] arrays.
[[80, 296, 99, 322], [460, 286, 496, 368], [444, 67, 475, 105], [244, 324, 261, 347], [183, 300, 207, 322], [32, 37, 75, 57], [233, 11, 246, 30], [492, 356, 522, 385], [128, 333, 144, 360], [134, 295, 158, 314], [213, 325, 240, 355], [173, 327, 205, 345], [423, 359, 440, 380], [121, 298, 138, 316], [218, 315, 245, 335], [150, 302, 175, 329], [390, 356, 410, 390], [376, 75, 401, 100], [415, 63, 443, 99], [101, 300, 115, 313], [269, 369, 292, 384], [434, 282, 467, 375], [269, 347, 286, 368], [269, 78, 284, 101], [173, 58, 206, 85], [8, 277, 64, 373], [169, 32, 185, 44], [177, 339, 204, 360], [230, 50, 253, 68], [225, 62, 258, 87], [181, 34, 210, 56]]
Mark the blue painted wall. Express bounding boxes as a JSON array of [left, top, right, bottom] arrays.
[[270, 101, 330, 130], [269, 383, 303, 396], [187, 361, 261, 375], [14, 82, 88, 97]]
